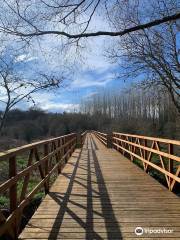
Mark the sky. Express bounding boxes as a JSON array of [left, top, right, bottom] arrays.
[[0, 5, 128, 113], [0, 0, 179, 113], [21, 38, 127, 113]]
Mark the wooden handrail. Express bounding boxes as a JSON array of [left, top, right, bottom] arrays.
[[112, 132, 180, 192], [92, 131, 180, 191], [113, 132, 180, 145], [0, 133, 75, 161], [81, 131, 87, 145], [0, 133, 77, 239], [113, 136, 180, 162], [93, 131, 108, 146]]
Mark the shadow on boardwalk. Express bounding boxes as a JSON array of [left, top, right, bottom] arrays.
[[48, 134, 122, 239]]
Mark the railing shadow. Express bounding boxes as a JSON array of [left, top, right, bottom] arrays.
[[47, 134, 121, 239], [90, 134, 122, 239]]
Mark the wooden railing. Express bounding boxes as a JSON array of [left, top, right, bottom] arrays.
[[113, 132, 180, 191], [81, 131, 87, 146], [92, 131, 180, 192], [93, 131, 108, 146], [0, 133, 77, 239]]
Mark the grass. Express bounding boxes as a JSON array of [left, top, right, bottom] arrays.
[[17, 156, 28, 169], [0, 196, 9, 208], [129, 150, 179, 191], [0, 178, 45, 209], [17, 179, 45, 200], [133, 158, 144, 169], [0, 154, 47, 209], [0, 142, 65, 239], [0, 152, 60, 209]]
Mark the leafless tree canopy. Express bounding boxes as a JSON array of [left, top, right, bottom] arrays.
[[107, 0, 180, 113], [0, 48, 66, 133], [0, 0, 179, 39], [0, 0, 179, 130], [81, 86, 179, 138]]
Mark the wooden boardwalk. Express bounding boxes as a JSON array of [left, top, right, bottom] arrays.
[[19, 133, 180, 239]]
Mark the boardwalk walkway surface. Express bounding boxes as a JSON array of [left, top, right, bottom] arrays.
[[19, 133, 180, 239]]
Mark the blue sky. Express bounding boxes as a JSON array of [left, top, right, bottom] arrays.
[[0, 10, 128, 113], [0, 0, 179, 113], [17, 56, 126, 112], [0, 40, 128, 113]]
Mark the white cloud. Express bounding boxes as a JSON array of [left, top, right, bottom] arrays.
[[15, 54, 37, 63], [40, 103, 79, 112], [65, 15, 116, 90], [72, 76, 111, 88], [27, 92, 79, 112], [71, 71, 114, 88], [0, 8, 118, 113], [83, 91, 98, 99]]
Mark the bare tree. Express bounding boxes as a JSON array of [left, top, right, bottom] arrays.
[[0, 0, 179, 40], [0, 50, 66, 133], [80, 85, 178, 137], [107, 0, 180, 113], [0, 0, 179, 128]]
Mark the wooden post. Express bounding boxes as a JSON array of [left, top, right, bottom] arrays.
[[144, 139, 147, 159], [69, 136, 72, 156], [9, 156, 17, 213], [44, 144, 50, 193], [63, 137, 65, 162], [144, 139, 148, 172], [57, 139, 61, 174], [9, 156, 18, 238], [64, 137, 68, 163], [80, 134, 83, 147], [107, 132, 112, 148], [67, 136, 70, 159], [73, 134, 76, 153], [168, 143, 174, 189], [59, 138, 63, 172], [76, 133, 82, 148]]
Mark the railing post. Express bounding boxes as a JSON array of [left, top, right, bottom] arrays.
[[81, 133, 84, 147], [168, 143, 174, 189], [57, 139, 61, 174], [144, 139, 148, 172], [59, 137, 63, 171], [75, 133, 78, 150], [64, 136, 68, 163], [9, 156, 17, 213], [70, 135, 72, 156], [44, 144, 50, 193], [66, 136, 69, 162], [107, 132, 113, 148], [144, 139, 148, 159], [70, 135, 74, 156], [62, 137, 65, 165], [9, 156, 18, 238], [76, 133, 82, 148]]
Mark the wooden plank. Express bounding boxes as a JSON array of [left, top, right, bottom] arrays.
[[19, 231, 180, 239]]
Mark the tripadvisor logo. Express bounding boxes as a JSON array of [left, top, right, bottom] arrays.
[[135, 226, 174, 236], [135, 227, 144, 236]]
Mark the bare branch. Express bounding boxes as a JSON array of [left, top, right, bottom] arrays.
[[0, 12, 179, 38]]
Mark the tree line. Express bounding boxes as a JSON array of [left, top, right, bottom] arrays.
[[0, 0, 179, 146], [0, 108, 96, 150], [80, 85, 179, 139], [0, 83, 179, 151]]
